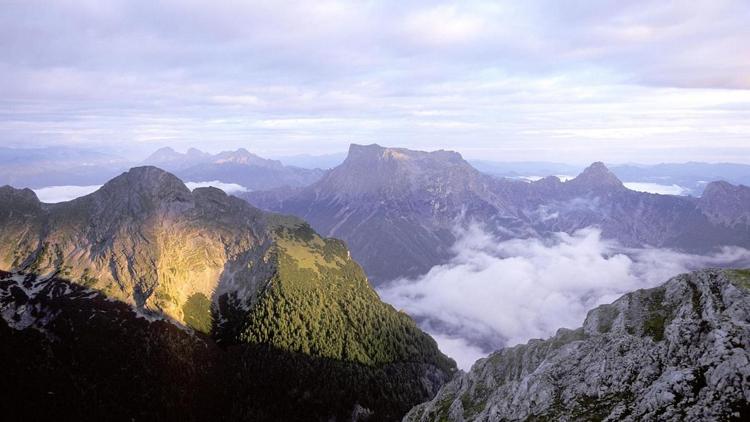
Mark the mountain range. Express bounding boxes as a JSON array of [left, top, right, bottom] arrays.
[[0, 167, 454, 420], [2, 145, 750, 420], [471, 160, 750, 196], [244, 144, 750, 284], [143, 147, 324, 191], [0, 146, 325, 193]]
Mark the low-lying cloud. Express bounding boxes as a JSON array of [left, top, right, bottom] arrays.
[[624, 182, 690, 196], [33, 180, 248, 203], [184, 180, 249, 194], [379, 225, 750, 370], [33, 185, 102, 203]]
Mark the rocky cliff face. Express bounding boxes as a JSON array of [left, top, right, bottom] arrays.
[[405, 268, 750, 421], [245, 144, 750, 284], [0, 166, 455, 420]]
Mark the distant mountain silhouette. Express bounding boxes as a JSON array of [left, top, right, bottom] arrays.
[[143, 147, 324, 190]]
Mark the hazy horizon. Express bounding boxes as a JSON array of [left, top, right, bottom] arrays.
[[5, 143, 750, 167]]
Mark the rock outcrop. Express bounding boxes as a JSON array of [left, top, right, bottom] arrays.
[[405, 269, 750, 421]]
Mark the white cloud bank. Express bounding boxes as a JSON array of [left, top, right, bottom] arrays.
[[624, 182, 690, 196], [379, 225, 750, 370], [33, 180, 248, 203], [518, 175, 575, 182], [184, 180, 249, 194], [33, 185, 102, 203]]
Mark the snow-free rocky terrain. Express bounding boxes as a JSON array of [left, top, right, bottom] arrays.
[[406, 268, 750, 421]]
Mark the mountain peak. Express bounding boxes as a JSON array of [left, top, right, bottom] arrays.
[[155, 146, 177, 154], [569, 161, 623, 189], [98, 166, 191, 202], [186, 147, 207, 157], [0, 185, 41, 210], [697, 180, 750, 224], [314, 144, 475, 197], [701, 180, 745, 197], [345, 143, 464, 164], [146, 146, 179, 161], [346, 143, 386, 160], [214, 148, 282, 168]]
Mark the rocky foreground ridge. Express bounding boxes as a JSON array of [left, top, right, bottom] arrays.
[[406, 269, 750, 421]]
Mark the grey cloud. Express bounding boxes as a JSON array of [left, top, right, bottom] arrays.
[[1, 1, 749, 161]]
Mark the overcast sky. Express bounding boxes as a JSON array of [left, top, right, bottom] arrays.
[[2, 0, 749, 163]]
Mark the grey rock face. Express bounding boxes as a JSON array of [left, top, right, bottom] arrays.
[[405, 269, 750, 421], [245, 144, 750, 284]]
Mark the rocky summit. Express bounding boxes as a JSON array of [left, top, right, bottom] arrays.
[[0, 166, 455, 421], [405, 268, 750, 421], [243, 143, 516, 283]]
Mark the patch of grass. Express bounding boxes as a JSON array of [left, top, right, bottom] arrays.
[[240, 227, 455, 371], [643, 314, 667, 341], [642, 288, 672, 342], [80, 268, 98, 287], [461, 384, 490, 419], [569, 391, 633, 420], [596, 305, 619, 334], [434, 395, 455, 422], [726, 269, 750, 290], [275, 237, 337, 271], [183, 293, 213, 334]]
